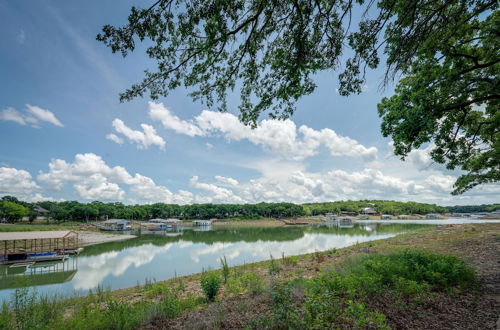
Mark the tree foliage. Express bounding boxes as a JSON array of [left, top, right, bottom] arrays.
[[5, 195, 495, 222], [0, 201, 29, 222], [97, 0, 499, 194]]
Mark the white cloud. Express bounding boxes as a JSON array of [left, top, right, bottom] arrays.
[[0, 105, 63, 127], [189, 176, 243, 203], [37, 153, 192, 203], [109, 119, 165, 150], [148, 102, 203, 136], [0, 167, 53, 202], [0, 108, 27, 125], [106, 133, 124, 145], [26, 104, 64, 127], [73, 174, 125, 201], [148, 102, 377, 161], [215, 176, 239, 186]]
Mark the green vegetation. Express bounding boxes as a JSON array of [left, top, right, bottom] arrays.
[[252, 250, 476, 329], [5, 195, 494, 224], [0, 201, 28, 222], [200, 270, 222, 302], [268, 254, 281, 275]]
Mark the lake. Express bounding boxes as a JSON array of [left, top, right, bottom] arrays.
[[0, 219, 497, 302]]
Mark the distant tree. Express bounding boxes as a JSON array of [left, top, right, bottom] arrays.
[[98, 0, 499, 194], [0, 201, 28, 222]]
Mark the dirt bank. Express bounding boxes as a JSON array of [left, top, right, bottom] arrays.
[[78, 231, 136, 246]]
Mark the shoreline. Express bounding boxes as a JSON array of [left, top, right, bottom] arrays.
[[77, 231, 137, 246], [2, 223, 498, 329], [74, 222, 500, 300]]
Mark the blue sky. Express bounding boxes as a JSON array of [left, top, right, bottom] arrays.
[[0, 0, 498, 206]]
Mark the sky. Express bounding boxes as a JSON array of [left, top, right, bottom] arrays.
[[0, 0, 498, 206]]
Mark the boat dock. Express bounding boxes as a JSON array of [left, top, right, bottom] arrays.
[[0, 231, 80, 265]]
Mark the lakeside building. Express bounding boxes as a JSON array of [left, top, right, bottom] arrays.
[[381, 214, 393, 220], [34, 206, 50, 220], [426, 214, 440, 219]]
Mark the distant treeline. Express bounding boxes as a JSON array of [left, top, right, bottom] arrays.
[[446, 204, 500, 213], [0, 196, 498, 222]]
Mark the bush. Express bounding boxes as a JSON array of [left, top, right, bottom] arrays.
[[251, 250, 474, 329], [351, 250, 476, 293], [200, 270, 222, 302]]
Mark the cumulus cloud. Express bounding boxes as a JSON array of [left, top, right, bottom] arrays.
[[0, 167, 53, 202], [148, 102, 377, 161], [0, 105, 63, 127], [37, 153, 191, 203], [108, 119, 165, 150], [189, 176, 243, 203], [73, 174, 125, 201], [215, 176, 239, 186]]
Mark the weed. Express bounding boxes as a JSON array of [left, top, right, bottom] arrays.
[[200, 269, 222, 302], [268, 254, 281, 275], [220, 256, 230, 283], [281, 252, 299, 267]]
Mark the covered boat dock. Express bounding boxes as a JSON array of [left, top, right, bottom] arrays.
[[0, 231, 79, 265]]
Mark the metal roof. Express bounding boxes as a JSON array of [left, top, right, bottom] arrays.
[[0, 230, 77, 241]]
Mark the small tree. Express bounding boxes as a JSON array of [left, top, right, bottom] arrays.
[[0, 201, 28, 223]]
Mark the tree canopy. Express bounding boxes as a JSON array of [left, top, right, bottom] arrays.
[[97, 0, 499, 194]]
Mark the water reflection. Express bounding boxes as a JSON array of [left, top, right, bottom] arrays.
[[0, 222, 434, 301]]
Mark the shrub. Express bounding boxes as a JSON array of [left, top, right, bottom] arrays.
[[200, 270, 222, 302]]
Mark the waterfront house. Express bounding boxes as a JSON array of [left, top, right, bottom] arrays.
[[34, 206, 49, 220], [381, 214, 393, 220]]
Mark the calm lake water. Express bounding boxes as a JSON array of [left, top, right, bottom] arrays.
[[0, 219, 497, 302]]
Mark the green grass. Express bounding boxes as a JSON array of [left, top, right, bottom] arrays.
[[0, 222, 83, 232], [251, 250, 476, 329]]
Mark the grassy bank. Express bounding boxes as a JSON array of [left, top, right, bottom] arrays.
[[0, 221, 90, 232], [1, 223, 498, 329]]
